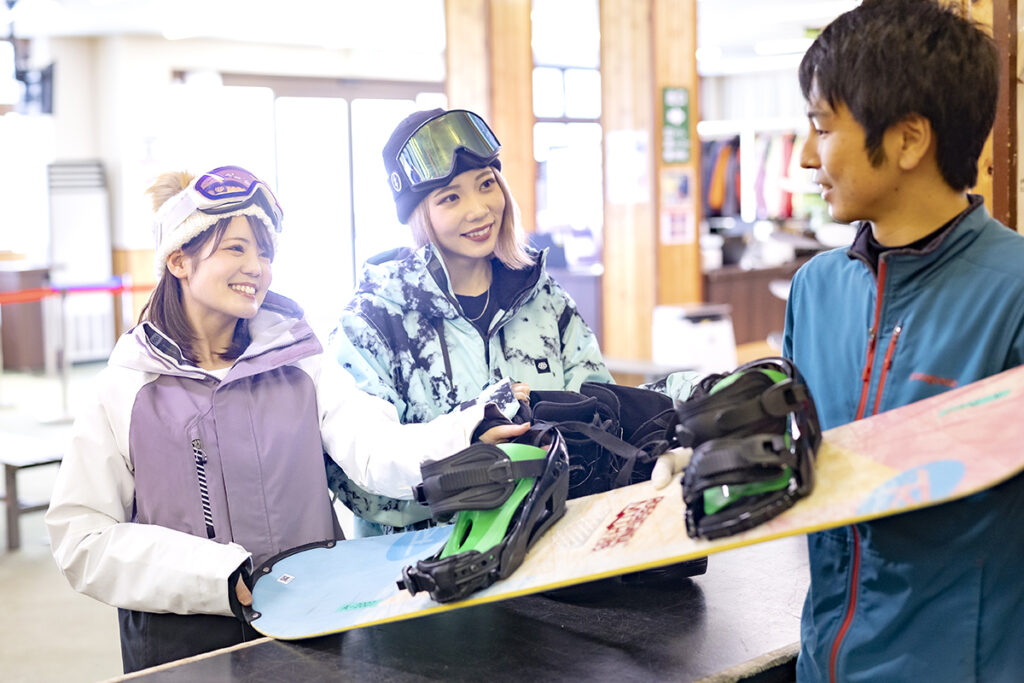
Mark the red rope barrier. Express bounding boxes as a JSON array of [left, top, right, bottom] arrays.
[[0, 282, 154, 306]]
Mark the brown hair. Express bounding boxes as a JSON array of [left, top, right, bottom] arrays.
[[407, 168, 535, 270]]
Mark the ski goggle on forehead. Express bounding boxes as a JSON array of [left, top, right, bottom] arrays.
[[394, 110, 501, 192], [156, 165, 284, 241]]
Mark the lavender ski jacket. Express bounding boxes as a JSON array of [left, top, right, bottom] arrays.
[[46, 292, 517, 617]]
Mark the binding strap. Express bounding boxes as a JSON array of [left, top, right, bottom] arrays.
[[673, 359, 810, 448], [414, 443, 548, 518]]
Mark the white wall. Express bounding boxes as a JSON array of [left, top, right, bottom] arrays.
[[700, 69, 805, 123], [43, 33, 446, 251]]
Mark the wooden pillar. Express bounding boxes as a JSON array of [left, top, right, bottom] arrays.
[[600, 0, 702, 361], [444, 0, 491, 122], [985, 0, 1018, 230], [445, 0, 535, 231], [488, 0, 536, 231], [967, 0, 997, 215], [653, 0, 702, 305], [600, 0, 657, 360], [947, 0, 1017, 228]]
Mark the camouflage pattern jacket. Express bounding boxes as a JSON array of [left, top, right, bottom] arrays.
[[327, 243, 613, 528]]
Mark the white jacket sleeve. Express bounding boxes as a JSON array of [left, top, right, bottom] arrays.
[[314, 355, 517, 499], [45, 376, 250, 616]]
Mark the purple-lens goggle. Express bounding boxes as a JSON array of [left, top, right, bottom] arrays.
[[156, 165, 284, 243]]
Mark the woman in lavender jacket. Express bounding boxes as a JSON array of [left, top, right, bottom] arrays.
[[45, 166, 525, 673]]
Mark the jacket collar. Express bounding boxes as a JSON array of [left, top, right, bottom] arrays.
[[112, 291, 319, 379], [846, 194, 985, 276]]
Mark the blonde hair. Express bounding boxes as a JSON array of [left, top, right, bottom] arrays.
[[407, 168, 535, 270], [147, 171, 195, 212]]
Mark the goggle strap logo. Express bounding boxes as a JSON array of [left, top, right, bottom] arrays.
[[390, 171, 403, 193]]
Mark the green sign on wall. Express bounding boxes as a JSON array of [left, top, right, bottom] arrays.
[[662, 86, 691, 164]]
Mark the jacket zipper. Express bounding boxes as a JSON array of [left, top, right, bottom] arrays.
[[871, 324, 902, 416], [839, 259, 888, 676], [829, 526, 861, 683], [855, 260, 888, 420], [191, 439, 216, 539]]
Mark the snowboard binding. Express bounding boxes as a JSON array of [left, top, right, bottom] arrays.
[[399, 428, 569, 603], [674, 357, 821, 540]]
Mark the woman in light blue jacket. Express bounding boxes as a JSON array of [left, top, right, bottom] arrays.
[[330, 109, 616, 533], [330, 109, 696, 534]]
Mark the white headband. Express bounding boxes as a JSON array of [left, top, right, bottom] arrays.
[[151, 186, 279, 278]]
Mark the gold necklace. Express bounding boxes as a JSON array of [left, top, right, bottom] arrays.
[[464, 287, 491, 322]]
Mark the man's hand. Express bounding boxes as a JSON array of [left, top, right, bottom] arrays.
[[651, 446, 693, 489]]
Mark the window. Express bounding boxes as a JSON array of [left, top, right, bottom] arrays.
[[531, 0, 603, 269]]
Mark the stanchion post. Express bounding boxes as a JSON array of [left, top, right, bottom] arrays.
[[119, 272, 133, 335], [58, 288, 71, 419], [0, 305, 11, 409], [40, 287, 73, 425]]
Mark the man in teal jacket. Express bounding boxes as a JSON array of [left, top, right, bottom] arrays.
[[784, 1, 1024, 680]]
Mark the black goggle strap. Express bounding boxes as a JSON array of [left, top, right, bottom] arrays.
[[414, 443, 547, 519]]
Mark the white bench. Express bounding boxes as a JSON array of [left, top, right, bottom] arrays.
[[1, 434, 63, 551]]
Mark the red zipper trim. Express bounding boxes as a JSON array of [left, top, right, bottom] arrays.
[[829, 526, 861, 683], [855, 261, 888, 420], [871, 324, 902, 416]]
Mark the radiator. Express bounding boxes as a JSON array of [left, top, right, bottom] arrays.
[[46, 161, 115, 365]]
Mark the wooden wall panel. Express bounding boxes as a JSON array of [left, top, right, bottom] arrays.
[[970, 0, 997, 213], [600, 0, 657, 360], [1018, 0, 1024, 233], [985, 0, 1018, 229]]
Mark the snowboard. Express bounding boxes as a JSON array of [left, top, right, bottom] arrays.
[[247, 365, 1024, 640]]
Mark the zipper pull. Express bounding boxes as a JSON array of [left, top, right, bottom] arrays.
[[191, 438, 207, 464], [190, 438, 216, 539], [861, 327, 876, 381], [884, 325, 903, 370]]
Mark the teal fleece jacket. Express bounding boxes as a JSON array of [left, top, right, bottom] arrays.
[[784, 197, 1024, 682]]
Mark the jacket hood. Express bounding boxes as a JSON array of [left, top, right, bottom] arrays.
[[110, 290, 319, 377]]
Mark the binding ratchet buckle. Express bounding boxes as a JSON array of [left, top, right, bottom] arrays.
[[399, 431, 569, 603]]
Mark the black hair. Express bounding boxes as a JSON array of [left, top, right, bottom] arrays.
[[799, 0, 998, 190], [140, 214, 275, 365]]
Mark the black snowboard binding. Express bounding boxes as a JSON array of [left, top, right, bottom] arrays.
[[398, 428, 569, 603], [674, 357, 821, 540]]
